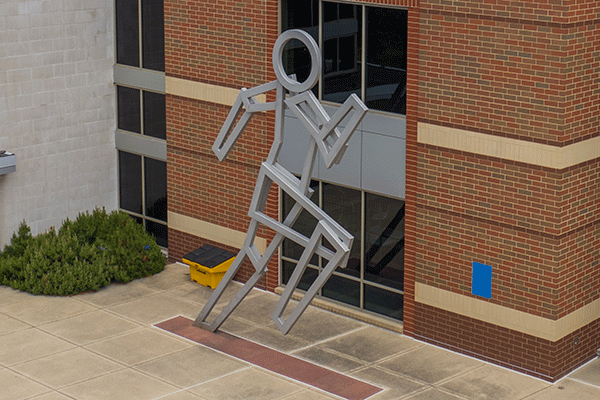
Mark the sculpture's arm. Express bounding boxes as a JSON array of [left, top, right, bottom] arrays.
[[212, 80, 278, 161]]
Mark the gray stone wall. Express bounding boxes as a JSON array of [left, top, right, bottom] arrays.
[[0, 0, 116, 246]]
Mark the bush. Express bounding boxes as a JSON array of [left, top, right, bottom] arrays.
[[0, 208, 165, 296]]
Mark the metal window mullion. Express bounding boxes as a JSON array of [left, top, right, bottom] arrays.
[[361, 5, 366, 103], [138, 0, 143, 69], [139, 89, 144, 135], [360, 190, 365, 310], [144, 215, 167, 225], [281, 255, 319, 270], [318, 0, 323, 101], [364, 280, 405, 295], [278, 187, 282, 287], [141, 156, 146, 229], [122, 210, 144, 220], [317, 180, 323, 296]]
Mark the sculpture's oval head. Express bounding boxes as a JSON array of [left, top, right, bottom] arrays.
[[272, 29, 322, 93]]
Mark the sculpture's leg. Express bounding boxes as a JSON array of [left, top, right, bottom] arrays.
[[192, 246, 254, 331], [272, 220, 351, 334]]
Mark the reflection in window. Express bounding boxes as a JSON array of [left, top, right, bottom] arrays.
[[322, 183, 361, 277], [142, 0, 165, 71], [119, 151, 168, 247], [281, 0, 319, 95], [143, 91, 166, 139], [144, 157, 167, 222], [116, 0, 164, 72], [119, 151, 142, 214], [282, 0, 407, 115], [364, 193, 404, 290], [322, 2, 361, 103], [116, 0, 139, 67], [118, 86, 166, 139], [117, 86, 141, 134], [280, 180, 404, 320], [366, 7, 407, 114]]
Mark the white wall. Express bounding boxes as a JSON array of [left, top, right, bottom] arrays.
[[0, 0, 117, 247]]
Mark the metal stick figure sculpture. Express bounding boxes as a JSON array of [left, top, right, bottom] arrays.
[[193, 30, 368, 334]]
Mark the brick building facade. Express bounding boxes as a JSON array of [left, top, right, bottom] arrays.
[[115, 0, 599, 381]]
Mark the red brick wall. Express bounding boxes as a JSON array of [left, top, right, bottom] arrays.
[[402, 5, 420, 339], [415, 145, 600, 319], [165, 0, 269, 88], [165, 0, 278, 289], [413, 0, 600, 379], [419, 0, 600, 145], [414, 302, 600, 381], [555, 222, 600, 318]]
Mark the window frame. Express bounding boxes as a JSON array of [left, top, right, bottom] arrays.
[[278, 180, 405, 321], [281, 0, 408, 116], [115, 0, 165, 72], [118, 150, 168, 248]]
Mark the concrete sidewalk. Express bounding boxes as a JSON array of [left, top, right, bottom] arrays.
[[0, 263, 599, 400]]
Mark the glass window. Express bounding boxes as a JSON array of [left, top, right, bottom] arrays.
[[116, 0, 139, 67], [118, 87, 166, 139], [364, 193, 404, 290], [365, 7, 407, 114], [117, 86, 141, 134], [146, 220, 168, 247], [142, 0, 165, 71], [322, 183, 361, 277], [281, 0, 319, 95], [119, 151, 143, 214], [144, 157, 167, 222], [282, 260, 318, 291], [143, 91, 166, 139], [322, 2, 361, 103], [116, 0, 164, 72], [364, 284, 403, 320], [280, 179, 404, 321], [119, 151, 168, 247], [322, 274, 360, 307], [282, 1, 407, 115]]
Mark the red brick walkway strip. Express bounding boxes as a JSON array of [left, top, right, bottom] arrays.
[[155, 316, 382, 400]]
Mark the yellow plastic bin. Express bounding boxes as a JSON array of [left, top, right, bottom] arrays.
[[182, 245, 236, 289]]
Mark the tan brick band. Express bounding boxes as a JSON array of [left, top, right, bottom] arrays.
[[165, 76, 266, 107], [168, 211, 267, 253], [418, 122, 600, 170], [415, 282, 600, 342]]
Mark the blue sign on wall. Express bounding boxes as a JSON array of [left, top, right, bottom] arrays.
[[472, 262, 492, 299]]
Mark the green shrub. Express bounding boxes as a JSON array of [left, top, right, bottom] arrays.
[[0, 208, 165, 296]]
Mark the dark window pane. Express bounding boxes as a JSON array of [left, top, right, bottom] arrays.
[[322, 274, 360, 307], [119, 151, 142, 215], [281, 0, 319, 96], [322, 183, 361, 277], [282, 0, 318, 33], [117, 86, 141, 133], [142, 0, 164, 71], [364, 285, 403, 320], [322, 2, 361, 103], [364, 193, 404, 290], [365, 7, 407, 114], [127, 213, 144, 226], [282, 179, 319, 265], [116, 0, 139, 67], [282, 260, 318, 291], [146, 220, 168, 247], [144, 157, 167, 221], [143, 91, 166, 139]]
